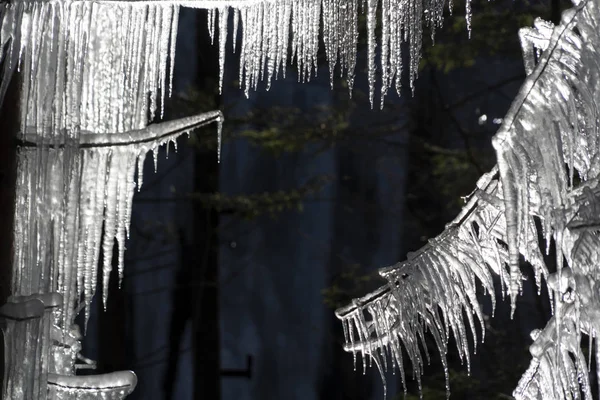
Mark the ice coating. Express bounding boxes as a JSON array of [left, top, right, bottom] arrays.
[[1, 296, 55, 400], [335, 169, 551, 396], [1, 308, 44, 399], [337, 0, 600, 398], [2, 2, 223, 396], [13, 111, 223, 329], [3, 0, 223, 332], [156, 0, 468, 107], [5, 0, 600, 398], [47, 371, 138, 400]]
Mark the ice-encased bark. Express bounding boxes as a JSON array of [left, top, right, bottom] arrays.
[[337, 0, 600, 398], [1, 297, 46, 400], [5, 0, 175, 325]]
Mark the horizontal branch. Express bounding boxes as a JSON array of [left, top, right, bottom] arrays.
[[17, 110, 223, 149]]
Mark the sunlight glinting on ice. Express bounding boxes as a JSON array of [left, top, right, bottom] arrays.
[[4, 0, 467, 334], [7, 0, 600, 398], [2, 1, 226, 337], [336, 1, 600, 398], [0, 0, 464, 398], [198, 0, 465, 108], [96, 0, 468, 108]]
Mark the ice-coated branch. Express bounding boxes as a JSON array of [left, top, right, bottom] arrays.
[[47, 371, 138, 399], [2, 0, 225, 338], [81, 110, 223, 147], [338, 0, 600, 398], [335, 169, 534, 396], [17, 110, 223, 148], [0, 299, 45, 321]]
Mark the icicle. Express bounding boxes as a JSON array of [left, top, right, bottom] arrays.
[[101, 152, 118, 309], [366, 0, 378, 108], [159, 6, 173, 118], [380, 0, 390, 108], [152, 146, 158, 172], [169, 6, 179, 98], [217, 111, 223, 163], [218, 7, 228, 95], [208, 7, 216, 45], [465, 0, 472, 38], [232, 7, 239, 52], [136, 152, 146, 191]]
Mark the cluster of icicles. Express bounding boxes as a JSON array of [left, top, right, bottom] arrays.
[[335, 169, 546, 398], [0, 0, 463, 380], [3, 0, 473, 336], [336, 0, 600, 398], [4, 0, 225, 333], [198, 0, 469, 108]]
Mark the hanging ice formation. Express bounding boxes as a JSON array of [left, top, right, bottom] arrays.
[[1, 1, 224, 398], [0, 0, 474, 372], [2, 0, 471, 333], [14, 109, 223, 329], [337, 0, 600, 398], [174, 0, 472, 108], [5, 0, 600, 398]]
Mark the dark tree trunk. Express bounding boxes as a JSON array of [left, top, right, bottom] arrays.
[[191, 10, 221, 396], [97, 243, 128, 374], [164, 9, 221, 400], [191, 203, 220, 400]]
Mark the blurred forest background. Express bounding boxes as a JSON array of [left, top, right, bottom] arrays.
[[77, 0, 573, 399]]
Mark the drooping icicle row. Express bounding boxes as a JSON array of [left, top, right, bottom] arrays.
[[492, 0, 600, 312], [13, 111, 221, 334], [514, 181, 600, 400], [204, 0, 454, 107], [335, 169, 549, 396], [2, 1, 224, 334], [339, 0, 600, 398]]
